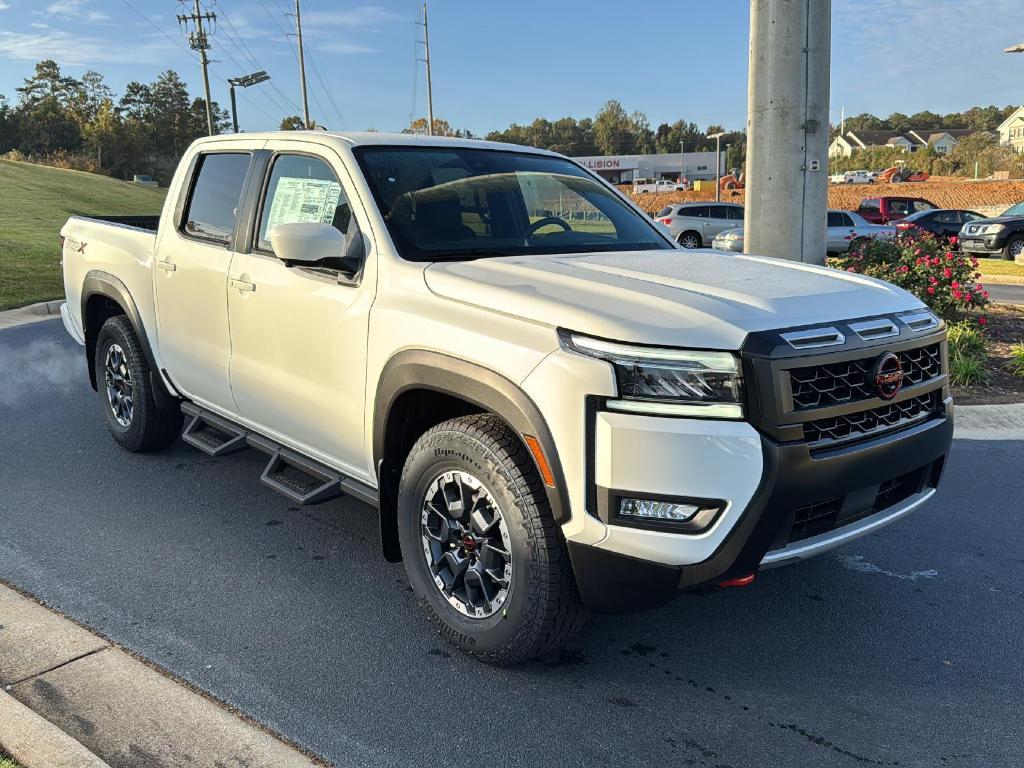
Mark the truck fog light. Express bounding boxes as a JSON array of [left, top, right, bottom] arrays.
[[619, 498, 700, 522]]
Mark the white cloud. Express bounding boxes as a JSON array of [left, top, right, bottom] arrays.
[[41, 0, 108, 22], [30, 22, 48, 28], [0, 29, 178, 66], [0, 2, 11, 11]]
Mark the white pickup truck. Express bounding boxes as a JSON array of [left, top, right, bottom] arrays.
[[60, 132, 953, 663]]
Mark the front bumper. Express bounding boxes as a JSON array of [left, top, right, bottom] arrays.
[[712, 237, 743, 252], [568, 406, 952, 613], [959, 234, 1007, 255]]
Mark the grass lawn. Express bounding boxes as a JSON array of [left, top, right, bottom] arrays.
[[976, 257, 1024, 278], [0, 159, 166, 311]]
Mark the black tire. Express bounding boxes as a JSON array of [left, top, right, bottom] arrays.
[[1004, 236, 1024, 261], [677, 231, 702, 249], [94, 315, 182, 453], [398, 414, 584, 664]]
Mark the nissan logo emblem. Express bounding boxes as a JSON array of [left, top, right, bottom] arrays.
[[873, 352, 904, 400]]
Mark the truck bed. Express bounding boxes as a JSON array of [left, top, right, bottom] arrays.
[[83, 214, 161, 232]]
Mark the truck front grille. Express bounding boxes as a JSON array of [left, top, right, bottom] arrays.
[[790, 343, 941, 410], [803, 390, 940, 444]]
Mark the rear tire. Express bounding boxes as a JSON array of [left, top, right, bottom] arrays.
[[677, 231, 702, 249], [94, 315, 182, 453], [398, 414, 585, 664]]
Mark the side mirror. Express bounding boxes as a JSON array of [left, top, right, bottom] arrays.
[[269, 222, 344, 264], [269, 219, 366, 275]]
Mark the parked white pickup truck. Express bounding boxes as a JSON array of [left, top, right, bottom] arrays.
[[61, 132, 953, 663]]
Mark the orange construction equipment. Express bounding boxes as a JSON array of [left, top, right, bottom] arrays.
[[878, 166, 930, 184]]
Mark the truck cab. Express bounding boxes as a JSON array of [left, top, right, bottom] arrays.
[[60, 132, 953, 663], [858, 196, 937, 224]]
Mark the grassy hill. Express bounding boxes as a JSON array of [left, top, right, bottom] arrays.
[[0, 160, 167, 310]]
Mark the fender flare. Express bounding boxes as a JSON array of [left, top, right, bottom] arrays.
[[81, 270, 176, 406], [373, 350, 571, 526]]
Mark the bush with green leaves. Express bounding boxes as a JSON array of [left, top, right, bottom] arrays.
[[832, 232, 991, 322], [1008, 343, 1024, 378]]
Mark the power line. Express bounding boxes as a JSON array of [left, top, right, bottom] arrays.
[[306, 26, 349, 129], [215, 1, 299, 116]]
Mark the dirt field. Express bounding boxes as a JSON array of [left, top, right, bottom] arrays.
[[626, 178, 1024, 214]]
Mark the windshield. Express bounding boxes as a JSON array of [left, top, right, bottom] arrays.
[[1002, 202, 1024, 217], [353, 146, 672, 261]]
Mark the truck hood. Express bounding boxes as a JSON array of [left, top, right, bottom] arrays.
[[423, 249, 923, 349]]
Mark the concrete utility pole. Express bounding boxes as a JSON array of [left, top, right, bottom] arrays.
[[744, 0, 831, 264], [295, 0, 311, 129], [420, 3, 435, 136], [177, 0, 217, 135]]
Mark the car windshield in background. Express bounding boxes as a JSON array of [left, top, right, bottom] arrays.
[[353, 146, 672, 261], [1003, 202, 1024, 217]]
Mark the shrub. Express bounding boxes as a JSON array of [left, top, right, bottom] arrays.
[[947, 321, 986, 358], [1008, 343, 1024, 378], [950, 351, 990, 387], [831, 231, 991, 321]]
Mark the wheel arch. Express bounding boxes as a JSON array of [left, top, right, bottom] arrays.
[[373, 350, 570, 562], [81, 270, 175, 407], [677, 230, 702, 247]]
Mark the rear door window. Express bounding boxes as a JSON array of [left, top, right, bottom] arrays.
[[889, 199, 910, 215], [727, 206, 744, 220], [911, 200, 936, 213], [181, 153, 251, 245], [680, 206, 709, 218], [827, 212, 845, 227], [859, 199, 880, 213], [708, 205, 730, 220]]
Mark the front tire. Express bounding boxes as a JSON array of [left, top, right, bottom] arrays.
[[1004, 236, 1024, 261], [95, 315, 182, 452], [398, 414, 584, 664]]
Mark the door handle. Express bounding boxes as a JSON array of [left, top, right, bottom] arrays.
[[230, 276, 256, 293], [156, 260, 176, 273]]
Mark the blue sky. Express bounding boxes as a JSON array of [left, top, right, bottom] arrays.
[[1, 0, 1023, 137]]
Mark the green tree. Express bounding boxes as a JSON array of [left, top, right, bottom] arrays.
[[593, 100, 633, 155], [280, 115, 305, 130]]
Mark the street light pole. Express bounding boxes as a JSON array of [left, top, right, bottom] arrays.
[[709, 131, 725, 202], [227, 71, 270, 134], [679, 140, 685, 185]]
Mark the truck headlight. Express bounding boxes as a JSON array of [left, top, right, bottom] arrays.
[[560, 332, 744, 418], [979, 223, 1005, 235]]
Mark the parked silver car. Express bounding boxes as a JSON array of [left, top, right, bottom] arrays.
[[711, 210, 897, 254], [655, 202, 744, 248]]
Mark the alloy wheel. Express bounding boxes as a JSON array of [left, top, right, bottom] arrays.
[[420, 471, 512, 619], [1010, 239, 1024, 258], [104, 343, 134, 427], [679, 234, 700, 249]]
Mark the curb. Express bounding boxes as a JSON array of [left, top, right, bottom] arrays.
[[0, 300, 63, 330], [0, 585, 325, 768], [981, 276, 1024, 286], [953, 402, 1024, 440], [0, 690, 110, 768]]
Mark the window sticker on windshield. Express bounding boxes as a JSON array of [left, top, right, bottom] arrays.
[[267, 177, 342, 229]]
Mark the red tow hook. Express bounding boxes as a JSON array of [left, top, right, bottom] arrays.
[[718, 573, 756, 589]]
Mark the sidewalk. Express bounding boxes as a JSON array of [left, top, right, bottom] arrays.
[[0, 585, 324, 768]]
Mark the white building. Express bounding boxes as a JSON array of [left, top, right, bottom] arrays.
[[571, 151, 726, 184], [998, 107, 1024, 153]]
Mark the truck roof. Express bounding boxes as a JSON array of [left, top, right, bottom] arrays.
[[190, 130, 559, 156]]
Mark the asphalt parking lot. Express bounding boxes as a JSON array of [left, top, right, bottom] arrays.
[[1, 319, 1022, 768]]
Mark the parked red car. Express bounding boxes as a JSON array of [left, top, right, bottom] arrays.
[[857, 196, 937, 224]]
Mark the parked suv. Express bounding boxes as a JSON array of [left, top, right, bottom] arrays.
[[958, 202, 1024, 261], [59, 132, 953, 663], [655, 202, 744, 248]]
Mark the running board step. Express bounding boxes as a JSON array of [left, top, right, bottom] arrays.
[[177, 403, 379, 508], [181, 403, 247, 456], [260, 446, 344, 505]]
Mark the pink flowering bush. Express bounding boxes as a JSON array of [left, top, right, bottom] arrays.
[[831, 231, 990, 322]]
